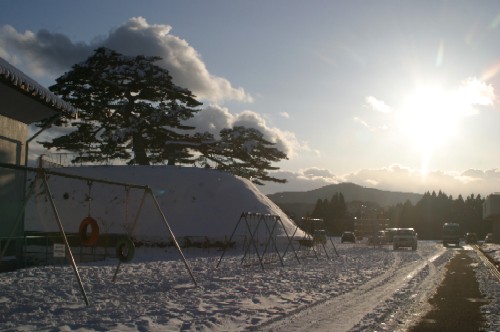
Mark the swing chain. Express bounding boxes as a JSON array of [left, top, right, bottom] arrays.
[[86, 180, 93, 216], [124, 185, 130, 226]]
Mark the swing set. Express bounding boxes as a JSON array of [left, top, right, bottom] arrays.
[[216, 212, 301, 269], [292, 217, 339, 259], [0, 163, 197, 306]]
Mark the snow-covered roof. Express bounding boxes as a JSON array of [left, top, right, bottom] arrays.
[[0, 57, 77, 117]]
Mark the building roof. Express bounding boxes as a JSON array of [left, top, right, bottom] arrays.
[[0, 57, 77, 123]]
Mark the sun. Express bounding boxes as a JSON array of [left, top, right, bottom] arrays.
[[397, 85, 461, 174]]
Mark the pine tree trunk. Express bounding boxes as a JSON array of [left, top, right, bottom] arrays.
[[132, 133, 150, 165]]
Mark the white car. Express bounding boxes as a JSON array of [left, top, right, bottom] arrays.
[[393, 228, 417, 250]]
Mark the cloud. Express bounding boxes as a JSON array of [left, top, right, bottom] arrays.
[[186, 104, 234, 135], [457, 77, 495, 108], [300, 167, 338, 182], [353, 116, 388, 132], [186, 105, 303, 158], [365, 96, 392, 113], [0, 25, 91, 76], [0, 17, 251, 102], [261, 164, 500, 198], [279, 112, 290, 119], [259, 168, 341, 194]]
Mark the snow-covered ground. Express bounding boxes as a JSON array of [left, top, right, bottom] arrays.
[[1, 166, 499, 331], [0, 241, 498, 331]]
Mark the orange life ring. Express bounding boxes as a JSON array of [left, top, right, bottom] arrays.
[[79, 216, 100, 246], [116, 238, 135, 263]]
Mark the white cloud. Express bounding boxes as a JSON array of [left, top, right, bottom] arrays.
[[186, 104, 233, 136], [365, 96, 392, 113], [0, 17, 251, 103], [186, 105, 303, 158], [259, 168, 341, 194], [299, 167, 338, 182], [279, 112, 290, 119], [0, 25, 92, 76], [457, 77, 495, 109]]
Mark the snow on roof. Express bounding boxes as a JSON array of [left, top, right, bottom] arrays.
[[0, 57, 77, 114]]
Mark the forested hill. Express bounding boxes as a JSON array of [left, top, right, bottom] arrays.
[[267, 182, 422, 217]]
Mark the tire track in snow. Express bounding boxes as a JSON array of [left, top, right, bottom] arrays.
[[262, 244, 448, 332]]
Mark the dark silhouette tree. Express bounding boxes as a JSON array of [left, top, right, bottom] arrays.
[[41, 47, 202, 165], [195, 126, 288, 184], [310, 192, 347, 235]]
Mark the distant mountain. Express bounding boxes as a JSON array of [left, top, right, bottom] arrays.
[[267, 182, 422, 218]]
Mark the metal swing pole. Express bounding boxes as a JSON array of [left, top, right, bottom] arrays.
[[277, 216, 301, 264], [329, 236, 339, 257], [40, 170, 90, 306], [147, 187, 198, 287], [282, 225, 301, 263], [216, 213, 244, 268], [260, 215, 284, 266], [241, 213, 265, 269]]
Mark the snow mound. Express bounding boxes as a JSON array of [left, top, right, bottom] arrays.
[[25, 166, 303, 242]]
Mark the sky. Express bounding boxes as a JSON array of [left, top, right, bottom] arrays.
[[1, 0, 500, 197]]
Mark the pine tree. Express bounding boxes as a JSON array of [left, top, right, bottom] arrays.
[[196, 126, 288, 184], [41, 47, 202, 165]]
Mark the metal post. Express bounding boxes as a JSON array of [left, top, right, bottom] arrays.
[[216, 213, 244, 268], [41, 170, 90, 306], [148, 188, 198, 287], [279, 219, 301, 264], [241, 213, 265, 269]]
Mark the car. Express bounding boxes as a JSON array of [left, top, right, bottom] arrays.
[[341, 231, 356, 243], [465, 232, 478, 244], [442, 222, 460, 247], [393, 228, 417, 250], [485, 233, 494, 243]]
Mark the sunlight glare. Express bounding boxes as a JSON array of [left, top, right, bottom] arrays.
[[399, 86, 459, 155]]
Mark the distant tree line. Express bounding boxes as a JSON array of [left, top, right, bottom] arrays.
[[308, 192, 349, 236], [307, 190, 491, 239], [387, 191, 490, 239]]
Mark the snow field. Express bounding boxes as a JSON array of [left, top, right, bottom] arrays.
[[0, 240, 466, 332]]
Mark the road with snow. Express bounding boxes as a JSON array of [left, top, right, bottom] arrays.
[[261, 241, 453, 331]]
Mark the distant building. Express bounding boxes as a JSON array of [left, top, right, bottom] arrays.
[[0, 57, 76, 261], [483, 193, 500, 243]]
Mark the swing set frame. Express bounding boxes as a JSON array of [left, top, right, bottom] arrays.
[[0, 162, 197, 306]]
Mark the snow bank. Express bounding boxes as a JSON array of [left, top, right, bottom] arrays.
[[25, 166, 304, 243]]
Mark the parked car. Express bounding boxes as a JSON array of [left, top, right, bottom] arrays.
[[485, 233, 494, 243], [341, 231, 356, 243], [465, 232, 478, 244], [393, 228, 417, 250]]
